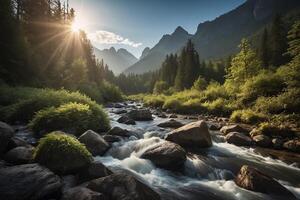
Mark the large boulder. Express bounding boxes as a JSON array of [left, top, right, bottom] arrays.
[[87, 173, 161, 200], [106, 127, 131, 137], [225, 132, 252, 146], [78, 161, 113, 182], [0, 163, 62, 200], [165, 121, 212, 148], [157, 119, 184, 128], [253, 135, 272, 147], [141, 141, 186, 170], [283, 139, 300, 153], [220, 124, 248, 135], [62, 187, 108, 200], [117, 116, 136, 125], [235, 165, 295, 198], [4, 146, 34, 165], [126, 109, 153, 121], [0, 121, 14, 154], [78, 130, 109, 156]]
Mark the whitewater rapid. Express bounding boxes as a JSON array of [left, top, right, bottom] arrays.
[[95, 102, 300, 200]]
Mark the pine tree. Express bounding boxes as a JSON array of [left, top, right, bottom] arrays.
[[269, 14, 288, 67], [259, 29, 269, 68]]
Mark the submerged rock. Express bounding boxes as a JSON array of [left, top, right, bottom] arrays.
[[117, 116, 136, 125], [220, 124, 248, 135], [106, 127, 131, 137], [283, 139, 300, 153], [87, 173, 161, 200], [253, 135, 271, 147], [78, 130, 109, 156], [113, 109, 127, 114], [0, 121, 14, 154], [225, 132, 252, 146], [0, 163, 62, 200], [127, 109, 153, 121], [169, 114, 178, 118], [4, 146, 34, 165], [157, 119, 184, 128], [165, 120, 212, 148], [62, 187, 108, 200], [78, 161, 112, 182], [103, 135, 122, 143], [235, 165, 295, 198], [141, 141, 186, 170]]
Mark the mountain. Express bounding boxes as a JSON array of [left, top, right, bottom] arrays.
[[93, 47, 138, 74], [124, 26, 192, 74], [140, 47, 150, 59], [125, 0, 300, 74]]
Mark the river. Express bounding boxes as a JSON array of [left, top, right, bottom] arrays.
[[95, 101, 300, 200]]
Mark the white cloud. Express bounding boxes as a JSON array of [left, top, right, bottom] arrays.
[[88, 30, 142, 48]]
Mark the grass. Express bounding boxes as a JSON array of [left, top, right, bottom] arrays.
[[34, 132, 92, 174], [230, 109, 268, 124], [29, 102, 110, 136]]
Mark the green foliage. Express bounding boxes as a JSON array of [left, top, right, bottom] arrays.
[[34, 132, 92, 174], [257, 122, 294, 137], [230, 109, 268, 124], [193, 76, 208, 91], [153, 81, 168, 94], [239, 71, 285, 104], [203, 98, 233, 116], [29, 102, 109, 136], [143, 95, 166, 107], [99, 81, 123, 103]]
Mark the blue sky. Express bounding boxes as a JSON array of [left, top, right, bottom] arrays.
[[69, 0, 246, 58]]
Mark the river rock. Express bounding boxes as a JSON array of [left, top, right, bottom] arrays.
[[78, 161, 113, 182], [165, 120, 212, 148], [113, 109, 127, 114], [127, 109, 153, 121], [0, 121, 14, 154], [62, 175, 77, 191], [253, 135, 271, 147], [117, 116, 136, 125], [103, 135, 122, 143], [7, 137, 32, 150], [272, 138, 284, 150], [169, 114, 178, 118], [220, 124, 248, 135], [249, 128, 261, 138], [106, 127, 131, 137], [235, 165, 295, 198], [209, 124, 220, 131], [141, 141, 186, 170], [0, 163, 62, 200], [87, 173, 161, 200], [283, 139, 300, 153], [4, 146, 34, 165], [157, 113, 167, 118], [78, 130, 109, 156], [62, 187, 108, 200], [225, 132, 252, 146], [157, 119, 184, 128]]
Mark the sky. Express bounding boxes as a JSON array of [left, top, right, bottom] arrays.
[[68, 0, 246, 58]]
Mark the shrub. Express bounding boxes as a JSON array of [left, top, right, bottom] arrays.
[[99, 81, 123, 103], [153, 81, 168, 94], [29, 102, 110, 136], [254, 88, 300, 114], [34, 132, 92, 174], [0, 88, 102, 123], [239, 71, 285, 104], [203, 82, 229, 101], [162, 98, 183, 111], [230, 109, 267, 124], [181, 98, 206, 114], [257, 122, 295, 138], [203, 98, 233, 116], [193, 76, 207, 91], [78, 83, 104, 103], [144, 95, 166, 107], [0, 86, 41, 106]]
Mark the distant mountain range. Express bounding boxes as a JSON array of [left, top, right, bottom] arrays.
[[124, 0, 300, 74], [93, 47, 138, 75]]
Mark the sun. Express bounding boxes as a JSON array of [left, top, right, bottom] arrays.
[[71, 21, 81, 33]]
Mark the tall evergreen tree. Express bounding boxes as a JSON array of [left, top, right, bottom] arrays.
[[259, 29, 270, 68]]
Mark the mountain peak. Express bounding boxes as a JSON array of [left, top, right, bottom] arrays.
[[109, 47, 116, 53], [173, 26, 188, 35]]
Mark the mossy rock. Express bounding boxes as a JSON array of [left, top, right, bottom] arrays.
[[258, 122, 295, 138], [29, 102, 110, 137], [34, 132, 93, 174]]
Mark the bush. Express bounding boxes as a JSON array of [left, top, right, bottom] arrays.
[[239, 71, 285, 104], [257, 122, 295, 138], [29, 102, 110, 136], [162, 98, 183, 111], [203, 82, 229, 101], [153, 81, 168, 94], [99, 81, 123, 103], [230, 109, 267, 124], [78, 83, 104, 103], [34, 132, 92, 174], [203, 98, 233, 116], [0, 87, 103, 123], [144, 95, 166, 107], [193, 76, 207, 91], [254, 88, 300, 114]]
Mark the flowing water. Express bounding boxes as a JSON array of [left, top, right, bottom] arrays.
[[95, 102, 300, 200]]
